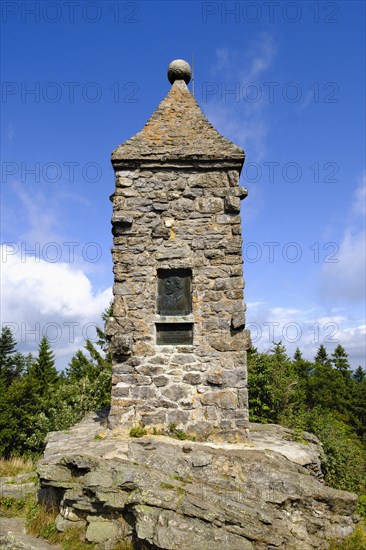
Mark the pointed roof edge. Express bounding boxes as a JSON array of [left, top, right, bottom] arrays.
[[111, 79, 245, 168]]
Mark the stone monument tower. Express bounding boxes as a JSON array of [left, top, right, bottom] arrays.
[[107, 60, 250, 441]]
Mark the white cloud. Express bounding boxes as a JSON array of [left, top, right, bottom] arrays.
[[295, 91, 313, 115], [321, 175, 366, 303], [351, 173, 366, 218], [215, 48, 230, 72], [243, 33, 276, 81], [214, 34, 276, 82], [11, 181, 91, 245], [0, 245, 112, 370], [201, 33, 277, 162], [246, 301, 365, 368]]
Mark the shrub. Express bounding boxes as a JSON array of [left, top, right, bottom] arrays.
[[129, 426, 147, 438]]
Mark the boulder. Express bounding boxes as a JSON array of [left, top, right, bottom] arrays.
[[37, 411, 358, 550]]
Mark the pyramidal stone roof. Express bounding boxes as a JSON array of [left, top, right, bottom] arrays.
[[111, 60, 244, 165]]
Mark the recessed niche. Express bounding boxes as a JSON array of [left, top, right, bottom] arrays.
[[112, 215, 133, 236]]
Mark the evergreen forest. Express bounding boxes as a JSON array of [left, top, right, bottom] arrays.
[[0, 310, 365, 508]]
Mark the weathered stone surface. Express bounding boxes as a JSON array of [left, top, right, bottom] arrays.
[[0, 518, 59, 550], [108, 62, 250, 440], [55, 515, 86, 532], [134, 506, 252, 550], [86, 517, 120, 544], [0, 472, 37, 499], [224, 195, 241, 212], [112, 80, 244, 163], [206, 369, 224, 386], [231, 308, 246, 330], [182, 372, 201, 385], [238, 186, 248, 199], [37, 412, 359, 550], [109, 334, 133, 357], [162, 384, 189, 402], [200, 389, 238, 409], [153, 374, 169, 387]]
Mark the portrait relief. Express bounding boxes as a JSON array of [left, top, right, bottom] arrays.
[[157, 269, 192, 316]]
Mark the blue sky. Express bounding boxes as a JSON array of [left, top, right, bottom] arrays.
[[1, 0, 365, 369]]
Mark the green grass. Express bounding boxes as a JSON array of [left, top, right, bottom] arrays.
[[5, 474, 38, 485], [356, 495, 366, 518], [0, 457, 35, 477], [27, 500, 134, 549], [0, 495, 34, 517], [170, 475, 185, 482], [129, 426, 147, 438], [160, 482, 175, 489], [329, 522, 366, 549], [0, 493, 133, 550], [167, 423, 192, 441]]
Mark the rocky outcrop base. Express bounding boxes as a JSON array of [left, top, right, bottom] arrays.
[[37, 411, 358, 549]]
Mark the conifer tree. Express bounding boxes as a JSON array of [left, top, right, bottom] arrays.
[[0, 326, 20, 384], [248, 343, 298, 423], [66, 349, 92, 382], [291, 347, 312, 411], [331, 344, 351, 374], [353, 366, 366, 383], [0, 326, 16, 363], [314, 344, 331, 366], [293, 347, 313, 377], [28, 337, 58, 396], [66, 302, 113, 383]]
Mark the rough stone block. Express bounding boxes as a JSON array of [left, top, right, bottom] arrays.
[[113, 385, 130, 398], [166, 410, 190, 426], [115, 174, 133, 187], [204, 248, 224, 260], [216, 214, 241, 224], [238, 186, 248, 199], [141, 411, 167, 425], [153, 375, 169, 387], [86, 517, 119, 544], [201, 389, 238, 409], [224, 195, 241, 213], [204, 405, 218, 422], [135, 374, 152, 385], [112, 364, 134, 375], [113, 296, 127, 317], [137, 365, 164, 376], [56, 514, 86, 532], [171, 354, 196, 365], [206, 369, 223, 386], [209, 332, 246, 352], [114, 282, 142, 296], [197, 197, 223, 213], [183, 372, 202, 385], [131, 386, 157, 400], [238, 388, 249, 409], [231, 309, 246, 330], [162, 384, 189, 402]]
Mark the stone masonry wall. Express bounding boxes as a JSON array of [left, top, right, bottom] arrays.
[[107, 165, 250, 441]]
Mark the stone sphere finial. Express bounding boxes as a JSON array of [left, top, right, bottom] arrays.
[[168, 59, 191, 84]]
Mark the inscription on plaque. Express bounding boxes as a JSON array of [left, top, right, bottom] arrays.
[[156, 323, 193, 346], [157, 269, 192, 316]]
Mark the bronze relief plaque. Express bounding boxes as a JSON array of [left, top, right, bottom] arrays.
[[157, 269, 192, 316]]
